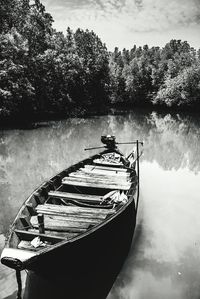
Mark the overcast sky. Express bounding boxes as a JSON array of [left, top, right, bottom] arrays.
[[42, 0, 200, 50]]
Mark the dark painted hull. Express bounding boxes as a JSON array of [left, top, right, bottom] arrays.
[[24, 200, 136, 299]]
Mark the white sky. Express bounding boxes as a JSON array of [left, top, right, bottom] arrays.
[[42, 0, 200, 50]]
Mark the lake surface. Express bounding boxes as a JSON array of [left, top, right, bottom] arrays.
[[1, 110, 200, 299]]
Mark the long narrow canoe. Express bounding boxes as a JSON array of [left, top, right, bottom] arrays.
[[1, 135, 141, 299]]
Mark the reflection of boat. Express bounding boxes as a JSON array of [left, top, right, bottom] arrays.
[[1, 135, 142, 299]]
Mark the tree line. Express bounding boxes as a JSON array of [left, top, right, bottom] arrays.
[[0, 0, 200, 125], [110, 41, 200, 109]]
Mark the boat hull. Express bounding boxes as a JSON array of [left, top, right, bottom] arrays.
[[23, 200, 136, 299]]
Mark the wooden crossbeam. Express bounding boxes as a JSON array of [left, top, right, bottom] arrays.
[[28, 229, 78, 239], [15, 229, 66, 242]]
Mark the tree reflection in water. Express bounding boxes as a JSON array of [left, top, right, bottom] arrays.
[[0, 110, 200, 298]]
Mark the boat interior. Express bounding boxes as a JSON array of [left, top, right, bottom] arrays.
[[7, 151, 137, 253]]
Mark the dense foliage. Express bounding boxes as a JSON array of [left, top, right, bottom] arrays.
[[0, 0, 200, 124], [109, 41, 200, 109], [0, 0, 110, 123]]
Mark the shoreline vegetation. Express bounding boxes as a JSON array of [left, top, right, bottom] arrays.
[[0, 0, 200, 127]]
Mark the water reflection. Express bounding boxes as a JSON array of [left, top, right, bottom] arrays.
[[1, 110, 200, 298], [108, 160, 200, 299]]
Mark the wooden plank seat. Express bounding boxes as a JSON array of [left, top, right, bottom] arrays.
[[65, 175, 130, 184], [68, 171, 130, 183], [62, 177, 131, 191], [84, 164, 128, 172], [36, 204, 115, 219], [30, 215, 100, 232], [32, 214, 102, 225], [48, 191, 104, 204], [29, 204, 115, 233]]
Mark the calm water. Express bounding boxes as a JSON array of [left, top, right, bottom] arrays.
[[1, 110, 200, 299]]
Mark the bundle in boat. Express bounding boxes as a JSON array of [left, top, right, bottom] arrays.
[[93, 153, 124, 166]]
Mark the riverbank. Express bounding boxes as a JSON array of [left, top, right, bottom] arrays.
[[1, 102, 200, 130]]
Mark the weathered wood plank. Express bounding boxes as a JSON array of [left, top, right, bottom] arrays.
[[63, 175, 131, 185], [30, 216, 88, 233], [48, 191, 103, 204], [66, 176, 129, 185], [35, 209, 109, 220], [31, 214, 101, 225], [68, 171, 130, 182], [36, 204, 115, 217], [31, 215, 99, 230], [70, 170, 129, 177], [62, 177, 131, 191], [84, 164, 128, 172]]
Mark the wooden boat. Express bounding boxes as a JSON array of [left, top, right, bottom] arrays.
[[1, 135, 142, 299]]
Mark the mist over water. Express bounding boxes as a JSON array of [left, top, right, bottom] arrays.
[[1, 110, 200, 298]]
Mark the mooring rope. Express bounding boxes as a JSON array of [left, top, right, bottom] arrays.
[[16, 270, 22, 299]]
